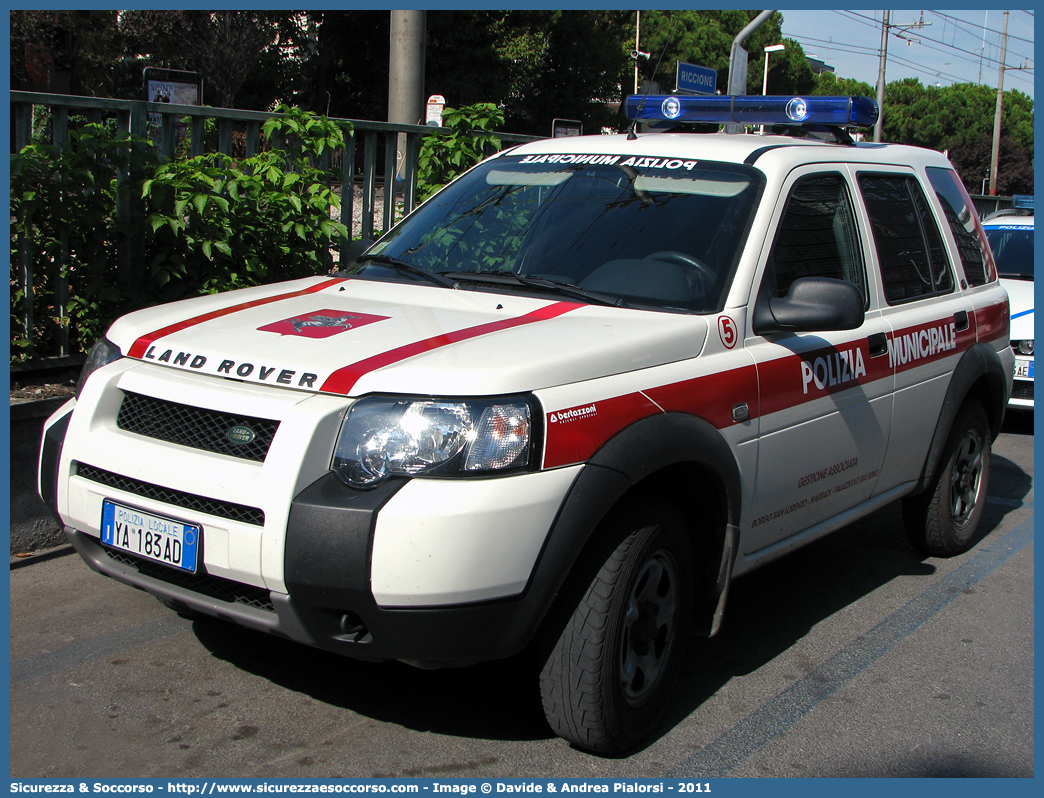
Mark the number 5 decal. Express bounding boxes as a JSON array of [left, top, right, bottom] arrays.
[[718, 315, 738, 349]]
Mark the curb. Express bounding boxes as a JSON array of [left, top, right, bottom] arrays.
[[10, 544, 75, 569], [10, 395, 72, 421], [9, 397, 70, 555]]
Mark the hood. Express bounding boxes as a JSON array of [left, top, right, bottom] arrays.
[[107, 276, 709, 397], [1001, 278, 1034, 341]]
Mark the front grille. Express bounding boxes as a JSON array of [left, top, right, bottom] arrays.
[[76, 463, 265, 526], [117, 391, 279, 463], [1011, 382, 1034, 401], [103, 548, 275, 612]]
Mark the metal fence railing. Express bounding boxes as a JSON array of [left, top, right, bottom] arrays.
[[10, 91, 539, 365]]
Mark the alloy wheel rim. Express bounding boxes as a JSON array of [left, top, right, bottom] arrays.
[[950, 428, 985, 526], [619, 549, 678, 705]]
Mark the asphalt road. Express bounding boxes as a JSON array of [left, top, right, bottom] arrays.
[[8, 413, 1033, 779]]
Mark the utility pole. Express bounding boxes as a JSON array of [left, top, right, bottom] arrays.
[[724, 9, 775, 133], [989, 11, 1009, 196], [388, 11, 426, 184], [634, 11, 640, 95], [874, 11, 889, 142], [873, 11, 930, 143]]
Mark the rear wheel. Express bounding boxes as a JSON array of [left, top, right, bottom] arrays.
[[903, 399, 991, 557], [539, 499, 693, 753]]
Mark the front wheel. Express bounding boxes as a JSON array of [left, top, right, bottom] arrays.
[[903, 399, 992, 557], [539, 499, 694, 753]]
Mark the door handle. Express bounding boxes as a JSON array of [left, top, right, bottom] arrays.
[[868, 332, 889, 357], [954, 310, 970, 331]]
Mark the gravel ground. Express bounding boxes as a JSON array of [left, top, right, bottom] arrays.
[[10, 375, 76, 404]]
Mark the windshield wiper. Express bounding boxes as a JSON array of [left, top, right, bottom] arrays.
[[440, 270, 627, 308], [354, 255, 458, 288]]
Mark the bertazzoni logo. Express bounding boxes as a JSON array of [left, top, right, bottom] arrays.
[[549, 403, 598, 424]]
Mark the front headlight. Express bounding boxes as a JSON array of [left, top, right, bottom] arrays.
[[1013, 339, 1034, 356], [75, 337, 123, 399], [332, 395, 537, 487]]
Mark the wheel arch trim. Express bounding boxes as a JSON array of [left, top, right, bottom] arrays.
[[914, 342, 1009, 494], [531, 413, 743, 639]]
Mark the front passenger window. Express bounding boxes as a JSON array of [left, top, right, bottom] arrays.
[[768, 174, 867, 302]]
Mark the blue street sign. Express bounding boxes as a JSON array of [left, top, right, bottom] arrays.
[[676, 61, 717, 95]]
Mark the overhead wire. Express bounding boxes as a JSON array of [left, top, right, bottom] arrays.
[[784, 10, 1033, 92]]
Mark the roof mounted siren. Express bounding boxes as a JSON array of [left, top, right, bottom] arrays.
[[625, 95, 880, 143]]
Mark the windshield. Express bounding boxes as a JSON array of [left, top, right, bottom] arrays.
[[984, 226, 1033, 279], [347, 154, 764, 313]]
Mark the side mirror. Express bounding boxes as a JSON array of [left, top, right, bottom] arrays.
[[752, 276, 865, 335]]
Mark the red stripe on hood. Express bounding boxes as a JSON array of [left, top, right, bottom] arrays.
[[320, 301, 583, 395], [127, 278, 346, 359]]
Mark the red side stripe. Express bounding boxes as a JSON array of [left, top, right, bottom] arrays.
[[974, 300, 1009, 343], [321, 301, 583, 395], [127, 278, 347, 359]]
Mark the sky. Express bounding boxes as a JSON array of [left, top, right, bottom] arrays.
[[778, 9, 1034, 100]]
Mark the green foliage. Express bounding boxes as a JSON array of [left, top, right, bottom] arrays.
[[11, 106, 353, 361], [637, 11, 815, 99], [142, 106, 350, 296], [812, 73, 876, 99], [416, 102, 504, 201], [11, 124, 155, 357], [873, 80, 1033, 194]]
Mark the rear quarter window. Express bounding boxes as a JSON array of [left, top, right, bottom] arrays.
[[925, 166, 991, 287]]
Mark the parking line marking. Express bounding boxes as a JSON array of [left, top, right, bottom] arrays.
[[667, 515, 1035, 778]]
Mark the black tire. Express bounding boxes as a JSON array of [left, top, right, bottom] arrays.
[[903, 399, 992, 557], [539, 498, 694, 754]]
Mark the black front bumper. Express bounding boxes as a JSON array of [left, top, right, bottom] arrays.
[[280, 473, 552, 666], [41, 406, 603, 668], [57, 474, 551, 667]]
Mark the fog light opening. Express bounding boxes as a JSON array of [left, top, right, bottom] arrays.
[[338, 611, 372, 644]]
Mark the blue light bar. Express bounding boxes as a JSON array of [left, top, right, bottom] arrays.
[[625, 95, 879, 128]]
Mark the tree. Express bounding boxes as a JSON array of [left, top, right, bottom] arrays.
[[293, 10, 389, 118], [425, 10, 633, 136], [636, 11, 815, 98], [10, 10, 124, 97], [948, 134, 1034, 197], [119, 10, 308, 109], [877, 79, 1033, 194], [811, 73, 875, 98]]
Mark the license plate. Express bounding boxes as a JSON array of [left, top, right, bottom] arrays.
[[1014, 359, 1034, 380], [101, 500, 200, 573]]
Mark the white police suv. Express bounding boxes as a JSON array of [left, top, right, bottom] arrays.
[[982, 204, 1033, 408], [40, 95, 1012, 754]]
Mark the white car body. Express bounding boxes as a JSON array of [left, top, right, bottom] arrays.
[[39, 95, 1013, 752], [983, 213, 1033, 408]]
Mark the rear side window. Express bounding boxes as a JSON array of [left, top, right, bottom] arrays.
[[925, 166, 990, 286], [858, 174, 955, 304], [768, 173, 867, 301]]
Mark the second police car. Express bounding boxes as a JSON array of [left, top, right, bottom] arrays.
[[982, 200, 1033, 408], [40, 95, 1012, 753]]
